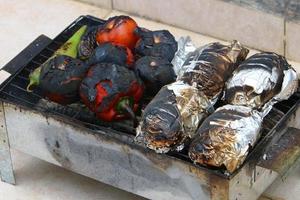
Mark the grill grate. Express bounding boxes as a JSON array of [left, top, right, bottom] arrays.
[[0, 15, 299, 176]]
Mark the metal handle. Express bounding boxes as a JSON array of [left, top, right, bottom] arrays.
[[0, 35, 52, 87]]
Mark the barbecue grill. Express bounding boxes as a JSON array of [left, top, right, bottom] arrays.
[[0, 15, 299, 200]]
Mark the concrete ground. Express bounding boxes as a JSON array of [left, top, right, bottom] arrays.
[[0, 0, 299, 199]]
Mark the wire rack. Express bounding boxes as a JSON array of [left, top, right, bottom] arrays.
[[0, 15, 299, 175]]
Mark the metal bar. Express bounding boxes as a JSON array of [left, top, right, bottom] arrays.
[[1, 91, 37, 107], [0, 102, 15, 184], [38, 54, 50, 59], [9, 83, 43, 99], [15, 75, 28, 81], [31, 60, 43, 66], [276, 102, 293, 110]]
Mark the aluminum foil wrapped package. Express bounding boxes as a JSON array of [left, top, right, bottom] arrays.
[[171, 36, 196, 77], [180, 40, 249, 103], [225, 52, 298, 110], [188, 105, 263, 173], [136, 81, 212, 153], [136, 41, 249, 153]]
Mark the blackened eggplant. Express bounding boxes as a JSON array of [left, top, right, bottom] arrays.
[[135, 28, 177, 61], [135, 56, 176, 95], [79, 63, 144, 121], [78, 25, 100, 59], [225, 52, 288, 108], [136, 82, 211, 153], [180, 41, 249, 102], [136, 41, 249, 153], [39, 55, 88, 104], [189, 105, 262, 173], [86, 43, 134, 67]]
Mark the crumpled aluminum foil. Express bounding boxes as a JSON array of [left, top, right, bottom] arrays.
[[261, 67, 298, 116], [171, 36, 196, 77], [136, 39, 249, 153], [189, 52, 299, 173], [178, 40, 249, 104], [189, 105, 263, 173], [135, 81, 212, 153], [225, 52, 298, 111], [167, 81, 213, 138]]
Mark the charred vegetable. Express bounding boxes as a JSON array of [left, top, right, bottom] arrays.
[[135, 28, 177, 62], [225, 52, 288, 108], [189, 105, 262, 173], [135, 56, 176, 95], [96, 15, 139, 50], [78, 25, 100, 59], [39, 55, 87, 104], [27, 25, 88, 104], [136, 41, 249, 153], [80, 63, 144, 122], [180, 41, 249, 102], [136, 82, 211, 153], [87, 43, 134, 67]]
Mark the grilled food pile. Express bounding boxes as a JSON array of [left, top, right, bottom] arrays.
[[135, 41, 249, 153], [27, 15, 299, 173], [27, 15, 177, 122]]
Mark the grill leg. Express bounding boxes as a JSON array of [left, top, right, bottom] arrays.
[[0, 102, 15, 185]]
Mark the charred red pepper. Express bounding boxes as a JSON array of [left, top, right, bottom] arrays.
[[79, 63, 144, 121], [86, 43, 134, 67], [135, 28, 177, 61], [39, 55, 88, 105], [96, 15, 140, 50]]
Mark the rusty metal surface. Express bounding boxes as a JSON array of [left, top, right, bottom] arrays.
[[0, 102, 15, 184], [228, 127, 300, 200], [4, 102, 223, 200], [229, 165, 278, 200], [2, 98, 300, 199], [258, 127, 300, 173]]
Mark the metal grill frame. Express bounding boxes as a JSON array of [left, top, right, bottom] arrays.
[[0, 15, 300, 200]]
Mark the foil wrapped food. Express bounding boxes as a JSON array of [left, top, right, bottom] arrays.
[[180, 40, 249, 103], [189, 52, 298, 173], [188, 105, 263, 173], [171, 37, 196, 77], [136, 81, 212, 153], [136, 40, 249, 153], [225, 52, 298, 109]]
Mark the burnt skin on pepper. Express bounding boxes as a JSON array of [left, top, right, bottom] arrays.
[[86, 43, 134, 67], [135, 28, 178, 62], [78, 25, 101, 59], [80, 63, 144, 122], [27, 25, 88, 105], [39, 55, 88, 105], [135, 56, 176, 95], [96, 15, 140, 50]]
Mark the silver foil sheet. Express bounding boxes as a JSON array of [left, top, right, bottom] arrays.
[[135, 81, 212, 153], [136, 40, 249, 153], [189, 105, 263, 173], [261, 67, 298, 116], [189, 52, 299, 173], [171, 36, 196, 78], [179, 40, 249, 104], [225, 52, 298, 111]]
